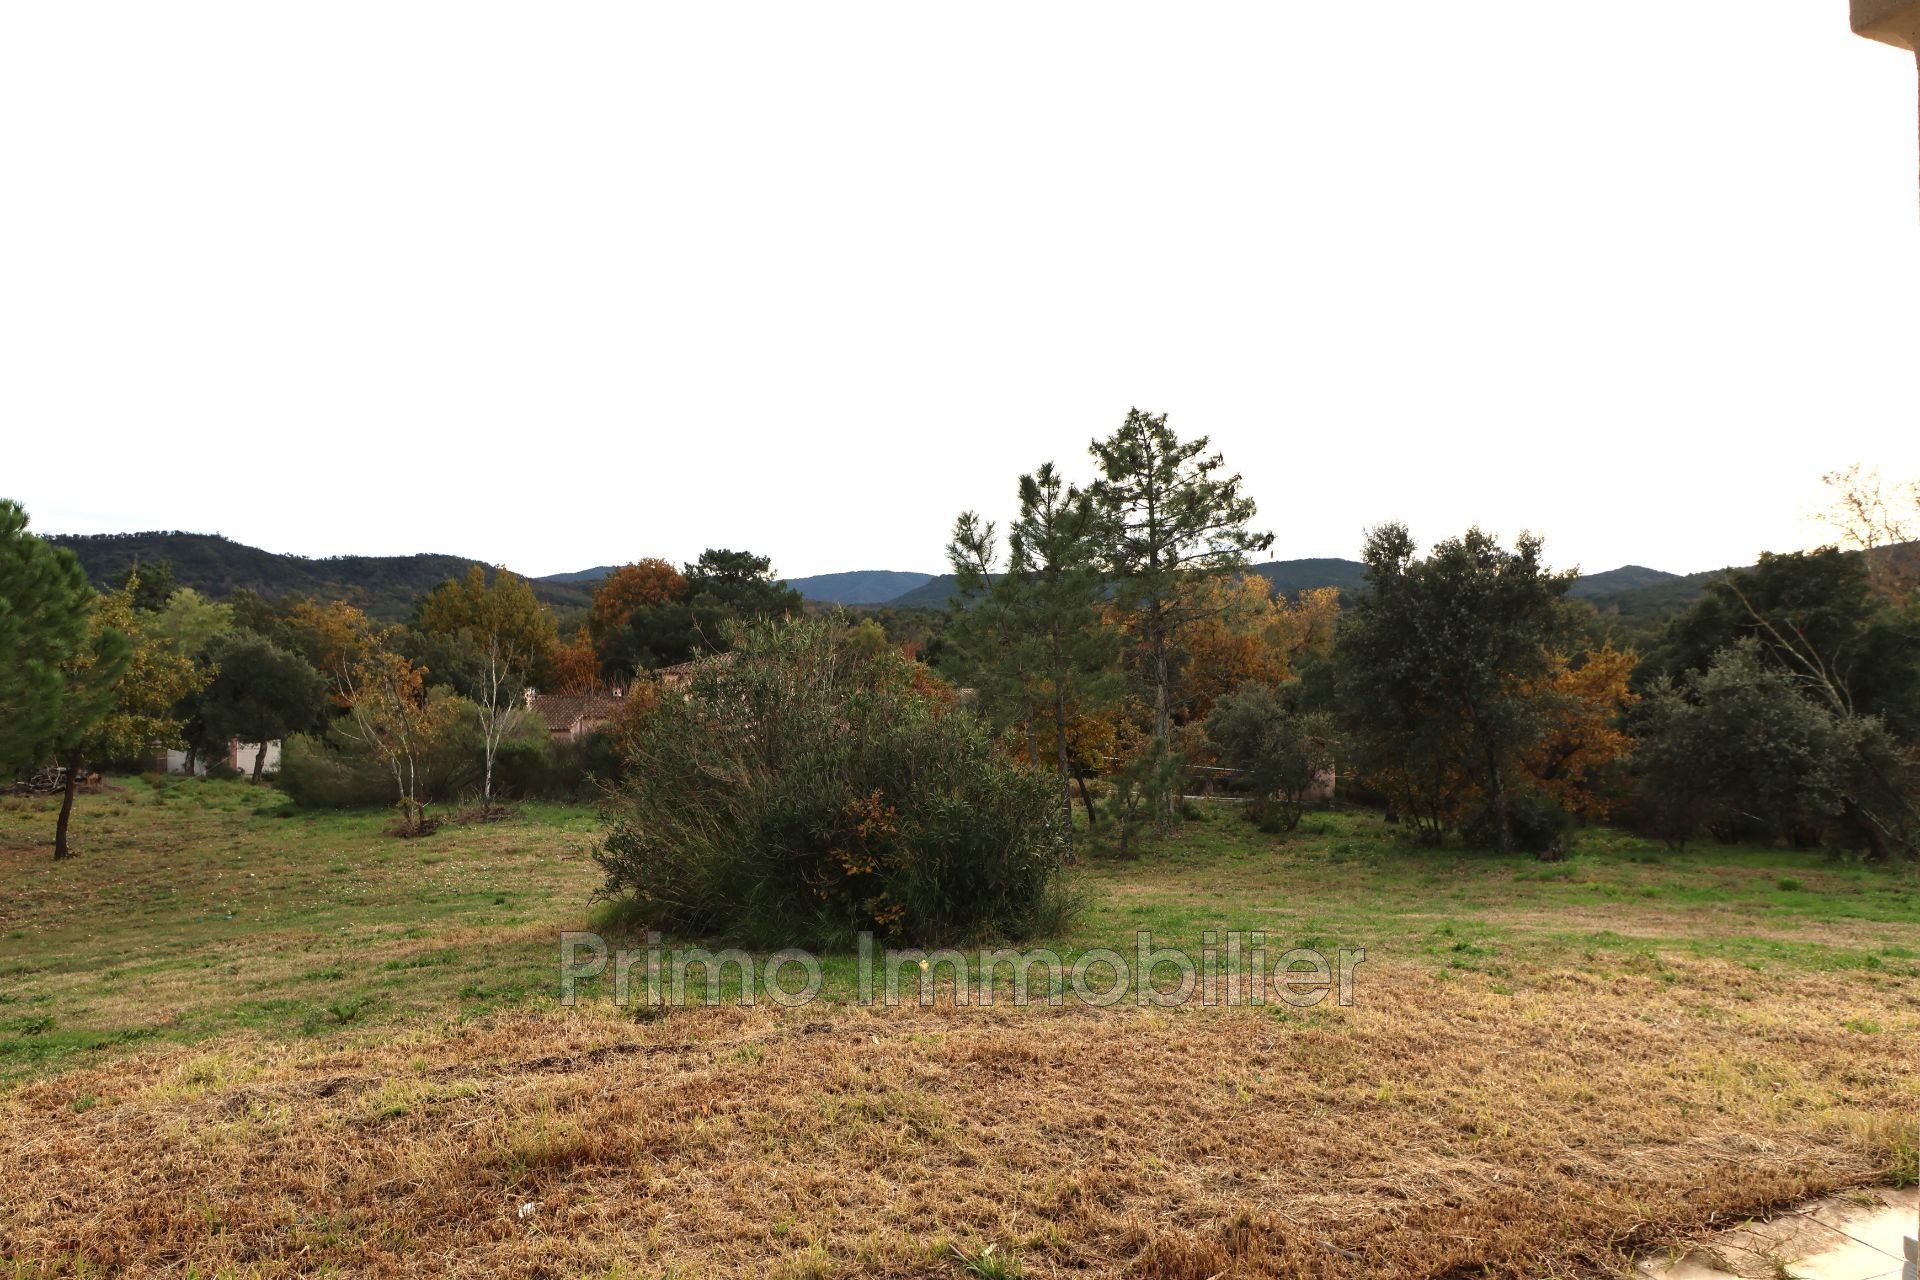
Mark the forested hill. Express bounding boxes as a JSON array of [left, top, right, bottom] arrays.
[[884, 557, 1377, 610], [881, 555, 1724, 624], [780, 570, 936, 605], [50, 532, 593, 620]]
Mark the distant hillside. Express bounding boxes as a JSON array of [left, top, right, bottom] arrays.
[[1565, 565, 1683, 600], [537, 566, 940, 605], [51, 532, 593, 620], [784, 570, 935, 605], [880, 574, 961, 609], [1246, 557, 1370, 597], [885, 558, 1374, 610], [537, 565, 619, 585]]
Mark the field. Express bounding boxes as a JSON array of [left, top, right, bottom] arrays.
[[2, 779, 1917, 1278]]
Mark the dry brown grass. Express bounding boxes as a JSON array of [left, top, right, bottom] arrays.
[[4, 955, 1915, 1279]]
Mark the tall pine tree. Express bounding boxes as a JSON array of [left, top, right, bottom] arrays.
[[1090, 410, 1272, 822], [948, 463, 1118, 855]]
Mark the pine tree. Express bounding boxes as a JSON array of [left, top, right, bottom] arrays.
[[1089, 410, 1272, 822], [0, 500, 97, 778], [948, 463, 1119, 855]]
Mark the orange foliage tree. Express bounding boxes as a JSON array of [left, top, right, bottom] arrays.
[[589, 559, 688, 641], [1174, 576, 1343, 730], [1524, 645, 1639, 818], [549, 626, 603, 694], [286, 599, 458, 832]]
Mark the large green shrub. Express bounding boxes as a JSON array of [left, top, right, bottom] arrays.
[[1629, 642, 1912, 853], [1204, 683, 1338, 833], [595, 617, 1070, 948]]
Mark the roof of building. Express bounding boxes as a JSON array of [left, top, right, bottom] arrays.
[[530, 689, 621, 730]]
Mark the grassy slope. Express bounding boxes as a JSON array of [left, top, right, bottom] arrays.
[[2, 783, 1917, 1277]]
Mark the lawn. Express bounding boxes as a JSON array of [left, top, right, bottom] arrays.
[[1, 778, 1916, 1278]]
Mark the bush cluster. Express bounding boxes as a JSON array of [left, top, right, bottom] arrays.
[[279, 703, 575, 809], [594, 617, 1070, 948]]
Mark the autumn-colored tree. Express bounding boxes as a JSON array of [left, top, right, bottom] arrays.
[[1016, 697, 1118, 828], [336, 647, 461, 833], [549, 626, 603, 694], [284, 598, 377, 678], [1524, 645, 1639, 818], [297, 600, 459, 832], [589, 559, 688, 642], [50, 578, 208, 858], [1267, 586, 1341, 667], [1175, 574, 1293, 727]]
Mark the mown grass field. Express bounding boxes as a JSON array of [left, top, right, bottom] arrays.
[[2, 778, 1917, 1278]]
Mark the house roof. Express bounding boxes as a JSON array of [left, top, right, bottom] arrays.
[[530, 690, 620, 730]]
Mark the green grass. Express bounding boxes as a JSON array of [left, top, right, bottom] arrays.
[[0, 776, 603, 1079], [2, 778, 1917, 1081]]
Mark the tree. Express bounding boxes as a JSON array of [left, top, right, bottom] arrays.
[[1524, 645, 1639, 819], [549, 626, 602, 694], [1821, 464, 1919, 602], [109, 558, 178, 612], [196, 635, 328, 782], [1632, 644, 1866, 848], [1654, 548, 1920, 740], [948, 463, 1119, 854], [1010, 465, 1121, 854], [947, 512, 1042, 757], [1175, 574, 1295, 728], [295, 600, 459, 833], [419, 566, 560, 809], [337, 647, 461, 833], [147, 588, 233, 658], [1090, 410, 1272, 821], [0, 501, 96, 777], [1648, 548, 1920, 857], [1205, 683, 1338, 833], [599, 601, 724, 678], [589, 560, 688, 644], [1334, 525, 1575, 851], [49, 579, 206, 858], [684, 549, 803, 617]]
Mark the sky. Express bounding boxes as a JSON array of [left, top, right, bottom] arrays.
[[3, 3, 1917, 582]]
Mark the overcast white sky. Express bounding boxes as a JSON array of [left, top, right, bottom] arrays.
[[4, 3, 1917, 581]]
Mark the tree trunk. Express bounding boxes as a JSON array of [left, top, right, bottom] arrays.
[[1487, 756, 1512, 854], [53, 756, 80, 860], [1151, 628, 1174, 824], [1053, 688, 1075, 862], [481, 708, 496, 812], [1074, 768, 1098, 828], [251, 735, 268, 784]]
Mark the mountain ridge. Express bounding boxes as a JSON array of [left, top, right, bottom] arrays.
[[48, 529, 1765, 628], [50, 532, 594, 620]]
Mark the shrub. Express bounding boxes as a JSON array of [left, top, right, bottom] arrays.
[[480, 721, 609, 802], [595, 617, 1070, 948], [278, 732, 392, 808], [279, 694, 508, 811], [1204, 684, 1338, 834], [1460, 789, 1571, 854], [1626, 642, 1913, 854]]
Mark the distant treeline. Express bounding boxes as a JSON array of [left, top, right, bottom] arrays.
[[50, 532, 593, 621]]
